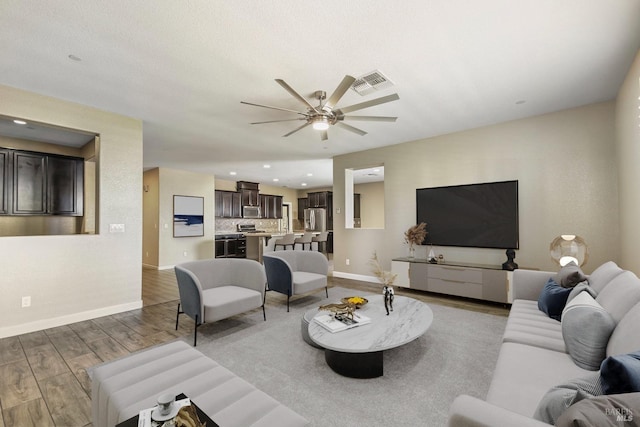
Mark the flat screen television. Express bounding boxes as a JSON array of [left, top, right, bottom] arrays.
[[416, 180, 519, 249]]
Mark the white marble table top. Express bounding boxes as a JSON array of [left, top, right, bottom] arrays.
[[308, 295, 433, 353]]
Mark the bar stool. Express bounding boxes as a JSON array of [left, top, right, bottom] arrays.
[[312, 231, 329, 254], [294, 232, 314, 250], [274, 233, 295, 250]]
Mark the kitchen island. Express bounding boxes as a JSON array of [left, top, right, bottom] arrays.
[[245, 231, 320, 263]]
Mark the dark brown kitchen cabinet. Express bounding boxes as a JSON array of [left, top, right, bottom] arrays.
[[297, 197, 308, 221], [47, 155, 84, 215], [237, 181, 259, 207], [354, 193, 361, 219], [260, 194, 283, 219], [307, 191, 330, 208], [10, 150, 84, 216], [0, 149, 9, 215], [215, 190, 242, 218]]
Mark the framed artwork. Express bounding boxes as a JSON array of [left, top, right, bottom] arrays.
[[173, 195, 204, 237]]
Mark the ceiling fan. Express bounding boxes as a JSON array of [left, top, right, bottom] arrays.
[[241, 75, 399, 141]]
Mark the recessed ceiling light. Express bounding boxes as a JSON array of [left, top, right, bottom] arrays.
[[68, 54, 82, 62], [229, 171, 237, 176], [301, 183, 307, 187], [13, 119, 27, 125], [306, 173, 313, 177], [373, 168, 380, 172], [273, 178, 279, 182], [263, 164, 271, 168]]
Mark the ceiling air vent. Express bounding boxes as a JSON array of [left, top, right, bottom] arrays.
[[351, 70, 394, 96]]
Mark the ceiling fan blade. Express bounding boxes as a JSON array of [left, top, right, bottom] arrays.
[[341, 115, 398, 122], [323, 75, 356, 112], [275, 79, 321, 114], [320, 130, 328, 141], [250, 118, 306, 125], [336, 122, 367, 136], [336, 93, 400, 115], [283, 121, 311, 137], [241, 101, 308, 116]]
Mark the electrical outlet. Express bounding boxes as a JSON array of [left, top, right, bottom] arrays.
[[22, 296, 31, 308], [346, 258, 350, 266], [109, 223, 125, 233], [183, 251, 188, 257]]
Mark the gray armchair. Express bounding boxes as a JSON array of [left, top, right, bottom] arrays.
[[174, 258, 266, 345], [263, 251, 329, 311]]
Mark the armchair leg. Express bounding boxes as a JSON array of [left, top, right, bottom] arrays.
[[325, 286, 328, 298], [262, 304, 266, 321], [193, 314, 199, 347], [287, 294, 290, 312], [175, 303, 181, 330]]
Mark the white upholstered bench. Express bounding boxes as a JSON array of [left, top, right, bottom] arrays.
[[91, 340, 308, 427]]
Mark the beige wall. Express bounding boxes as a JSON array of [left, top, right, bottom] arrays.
[[354, 181, 384, 229], [333, 101, 619, 280], [615, 49, 640, 273], [143, 168, 160, 267], [156, 168, 215, 268], [0, 84, 143, 338]]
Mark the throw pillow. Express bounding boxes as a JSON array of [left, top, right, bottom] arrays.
[[600, 350, 640, 394], [562, 292, 616, 370], [533, 372, 603, 425], [555, 261, 588, 288], [566, 282, 597, 304], [538, 278, 573, 321], [556, 392, 640, 427]]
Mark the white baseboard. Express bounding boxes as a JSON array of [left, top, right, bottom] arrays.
[[332, 271, 380, 284], [0, 300, 143, 339]]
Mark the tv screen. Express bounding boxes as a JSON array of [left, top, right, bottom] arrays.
[[416, 180, 519, 249]]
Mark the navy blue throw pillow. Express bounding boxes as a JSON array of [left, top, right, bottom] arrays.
[[601, 350, 640, 394], [538, 278, 572, 321]]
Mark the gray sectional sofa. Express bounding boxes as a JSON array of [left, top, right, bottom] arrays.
[[448, 261, 640, 426], [92, 340, 308, 427]]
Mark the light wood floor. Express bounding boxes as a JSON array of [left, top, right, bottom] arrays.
[[0, 266, 508, 427]]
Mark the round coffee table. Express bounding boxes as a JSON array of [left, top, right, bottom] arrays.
[[308, 295, 433, 378]]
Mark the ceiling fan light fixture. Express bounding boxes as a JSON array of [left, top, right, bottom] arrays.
[[312, 117, 330, 130]]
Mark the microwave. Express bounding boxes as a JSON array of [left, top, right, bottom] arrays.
[[243, 206, 261, 219]]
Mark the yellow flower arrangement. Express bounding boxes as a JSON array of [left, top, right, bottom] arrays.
[[347, 297, 365, 305]]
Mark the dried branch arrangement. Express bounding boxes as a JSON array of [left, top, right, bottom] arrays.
[[404, 222, 427, 247], [369, 251, 397, 286]]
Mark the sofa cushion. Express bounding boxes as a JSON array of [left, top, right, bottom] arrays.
[[555, 392, 640, 427], [600, 350, 640, 394], [587, 261, 625, 294], [555, 262, 588, 288], [486, 342, 591, 417], [502, 300, 566, 353], [561, 292, 616, 370], [533, 372, 603, 425], [538, 278, 572, 321], [595, 271, 640, 323], [202, 286, 263, 322], [292, 271, 326, 294], [607, 301, 640, 356]]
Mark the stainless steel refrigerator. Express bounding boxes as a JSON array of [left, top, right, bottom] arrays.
[[304, 208, 327, 232]]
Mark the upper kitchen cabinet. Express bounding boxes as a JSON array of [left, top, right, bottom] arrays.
[[237, 181, 259, 207], [260, 194, 283, 219], [11, 150, 84, 216], [297, 197, 308, 221], [215, 190, 242, 218], [0, 148, 8, 214], [307, 191, 331, 208]]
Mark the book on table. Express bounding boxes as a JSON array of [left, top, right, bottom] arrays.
[[314, 312, 371, 333]]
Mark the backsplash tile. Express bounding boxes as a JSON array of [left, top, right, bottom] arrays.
[[215, 218, 281, 233]]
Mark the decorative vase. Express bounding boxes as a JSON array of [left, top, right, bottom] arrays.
[[408, 245, 415, 259]]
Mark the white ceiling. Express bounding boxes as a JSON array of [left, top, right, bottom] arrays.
[[1, 1, 639, 189]]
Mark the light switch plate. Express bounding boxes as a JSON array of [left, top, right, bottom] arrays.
[[109, 223, 125, 233]]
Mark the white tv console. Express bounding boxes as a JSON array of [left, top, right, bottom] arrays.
[[391, 258, 512, 304]]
